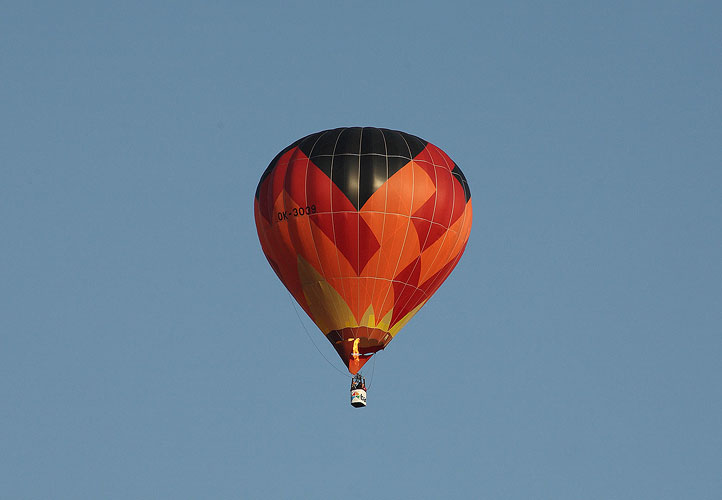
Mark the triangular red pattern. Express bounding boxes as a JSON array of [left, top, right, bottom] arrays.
[[311, 212, 380, 276], [410, 147, 467, 251], [411, 195, 449, 251], [394, 255, 422, 288], [418, 248, 466, 299], [424, 143, 467, 227], [390, 257, 425, 326]]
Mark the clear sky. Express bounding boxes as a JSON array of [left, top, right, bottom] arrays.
[[2, 1, 721, 499]]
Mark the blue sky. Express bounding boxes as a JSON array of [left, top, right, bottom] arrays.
[[1, 2, 721, 499]]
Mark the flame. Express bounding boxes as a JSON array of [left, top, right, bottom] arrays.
[[348, 337, 365, 375]]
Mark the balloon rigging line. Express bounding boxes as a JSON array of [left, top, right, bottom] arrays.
[[287, 292, 351, 378], [367, 353, 377, 390]]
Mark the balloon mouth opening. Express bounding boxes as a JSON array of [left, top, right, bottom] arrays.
[[326, 327, 388, 374]]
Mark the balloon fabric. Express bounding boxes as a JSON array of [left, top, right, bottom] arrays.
[[254, 127, 472, 374]]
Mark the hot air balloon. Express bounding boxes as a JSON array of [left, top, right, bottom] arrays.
[[254, 127, 472, 405]]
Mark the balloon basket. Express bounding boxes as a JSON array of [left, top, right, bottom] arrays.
[[350, 389, 367, 408]]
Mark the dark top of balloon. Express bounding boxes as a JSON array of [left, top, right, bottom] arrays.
[[255, 127, 471, 204]]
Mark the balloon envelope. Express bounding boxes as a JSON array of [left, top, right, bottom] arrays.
[[254, 127, 472, 374]]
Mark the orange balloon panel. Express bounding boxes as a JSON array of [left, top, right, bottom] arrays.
[[254, 127, 472, 374]]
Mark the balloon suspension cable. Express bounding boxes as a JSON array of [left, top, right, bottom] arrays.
[[287, 293, 351, 378], [366, 353, 377, 390]]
